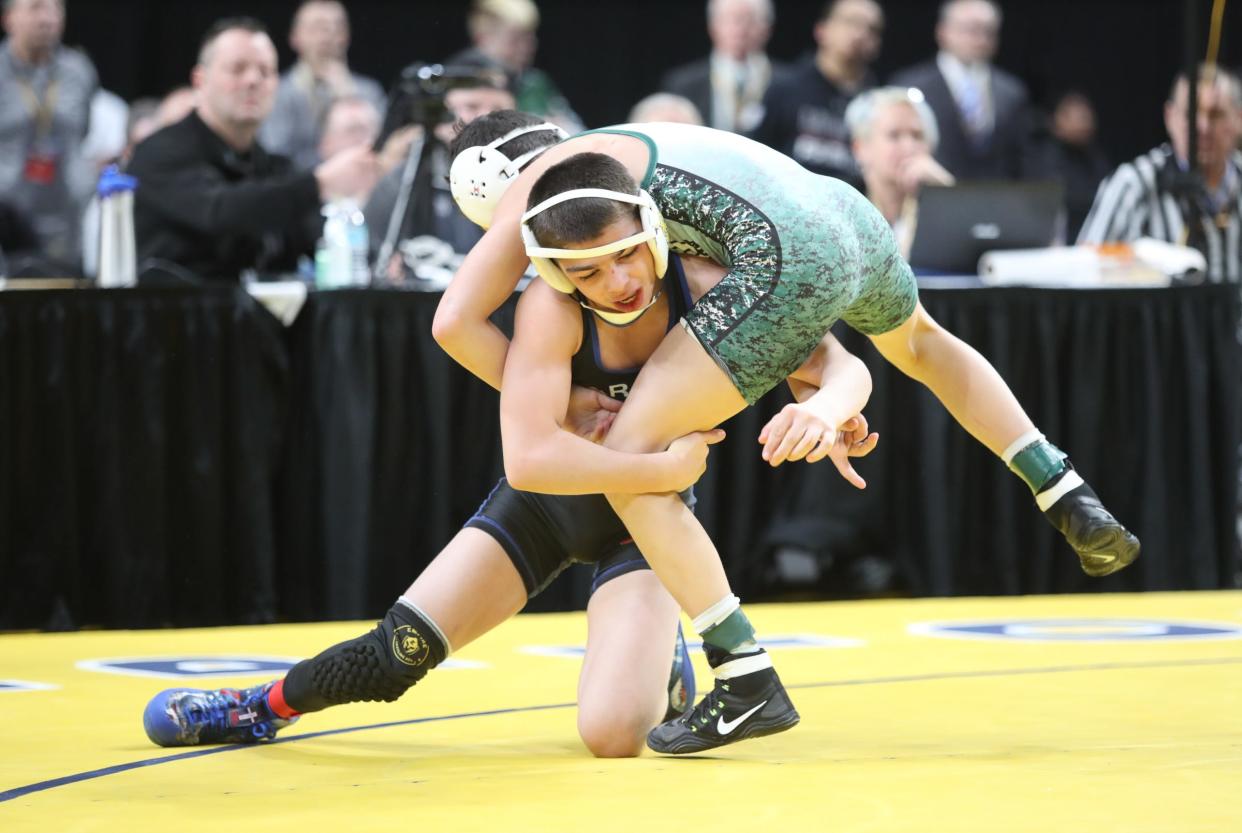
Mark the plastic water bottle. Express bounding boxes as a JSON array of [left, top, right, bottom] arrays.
[[315, 199, 370, 288], [97, 165, 138, 287], [343, 200, 370, 286]]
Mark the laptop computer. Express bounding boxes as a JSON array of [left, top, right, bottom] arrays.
[[907, 181, 1065, 275]]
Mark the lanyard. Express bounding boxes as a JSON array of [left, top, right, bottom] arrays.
[[13, 74, 61, 141]]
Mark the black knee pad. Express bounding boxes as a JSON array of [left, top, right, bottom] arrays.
[[282, 600, 448, 713]]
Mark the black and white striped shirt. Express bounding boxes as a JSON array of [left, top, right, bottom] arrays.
[[1078, 144, 1242, 284]]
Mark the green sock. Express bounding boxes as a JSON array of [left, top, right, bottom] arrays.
[[1004, 433, 1069, 495], [699, 608, 758, 655]]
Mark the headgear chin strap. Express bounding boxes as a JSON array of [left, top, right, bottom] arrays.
[[520, 187, 670, 325], [449, 122, 567, 229]]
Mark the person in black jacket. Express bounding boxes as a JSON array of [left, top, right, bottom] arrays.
[[127, 17, 389, 282], [747, 0, 883, 185], [1029, 90, 1111, 241], [889, 0, 1033, 181]]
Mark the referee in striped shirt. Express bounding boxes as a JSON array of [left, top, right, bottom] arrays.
[[1078, 65, 1242, 284]]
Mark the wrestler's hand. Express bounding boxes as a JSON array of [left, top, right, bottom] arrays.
[[664, 429, 726, 492], [759, 405, 878, 475], [824, 414, 879, 489], [563, 385, 622, 443], [759, 401, 842, 466]]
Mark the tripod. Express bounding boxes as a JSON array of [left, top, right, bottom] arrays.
[[370, 63, 505, 285], [373, 122, 441, 285]]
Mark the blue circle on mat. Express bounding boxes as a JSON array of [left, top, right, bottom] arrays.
[[909, 619, 1242, 642]]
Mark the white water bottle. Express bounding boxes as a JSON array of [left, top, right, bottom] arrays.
[[97, 166, 138, 288], [342, 199, 370, 286]]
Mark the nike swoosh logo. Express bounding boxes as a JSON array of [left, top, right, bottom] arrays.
[[717, 700, 768, 735]]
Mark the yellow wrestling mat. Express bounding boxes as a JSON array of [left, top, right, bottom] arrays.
[[3, 591, 1241, 833]]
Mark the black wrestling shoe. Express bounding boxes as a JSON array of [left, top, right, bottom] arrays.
[[1043, 483, 1141, 577], [646, 661, 799, 755]]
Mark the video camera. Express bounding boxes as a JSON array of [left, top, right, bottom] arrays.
[[372, 62, 508, 151]]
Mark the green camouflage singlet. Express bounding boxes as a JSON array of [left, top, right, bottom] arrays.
[[592, 123, 918, 404]]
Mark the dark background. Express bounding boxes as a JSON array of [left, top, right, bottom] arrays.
[[64, 0, 1240, 169]]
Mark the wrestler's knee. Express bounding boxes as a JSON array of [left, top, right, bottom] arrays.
[[577, 705, 650, 758]]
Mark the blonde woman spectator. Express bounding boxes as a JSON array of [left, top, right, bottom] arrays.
[[846, 86, 954, 258]]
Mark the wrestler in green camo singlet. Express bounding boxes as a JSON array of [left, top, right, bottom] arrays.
[[585, 122, 918, 404]]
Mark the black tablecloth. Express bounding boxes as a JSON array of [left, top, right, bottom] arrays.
[[276, 290, 512, 620], [1, 284, 1237, 629], [767, 287, 1242, 598], [0, 288, 288, 628]]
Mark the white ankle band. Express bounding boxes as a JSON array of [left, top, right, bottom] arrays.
[[1036, 470, 1084, 511], [1001, 429, 1045, 465], [692, 594, 741, 635], [713, 651, 773, 680]]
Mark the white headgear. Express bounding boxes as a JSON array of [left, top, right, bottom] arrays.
[[520, 187, 670, 325], [448, 122, 567, 229]]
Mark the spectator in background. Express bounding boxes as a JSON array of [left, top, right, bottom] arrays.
[[365, 80, 516, 265], [0, 0, 97, 265], [155, 85, 196, 128], [628, 92, 703, 126], [81, 86, 128, 172], [448, 0, 581, 134], [259, 0, 386, 171], [125, 97, 162, 151], [749, 0, 883, 186], [659, 0, 782, 134], [128, 17, 395, 283], [1028, 90, 1110, 240], [1079, 65, 1242, 284], [317, 94, 379, 163], [846, 86, 954, 259], [890, 0, 1033, 181]]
